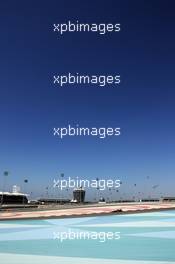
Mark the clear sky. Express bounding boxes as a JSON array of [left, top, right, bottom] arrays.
[[0, 0, 175, 200]]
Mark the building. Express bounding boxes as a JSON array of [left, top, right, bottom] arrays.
[[0, 192, 28, 204], [0, 185, 28, 205], [162, 197, 175, 202], [38, 198, 70, 204], [72, 188, 86, 203]]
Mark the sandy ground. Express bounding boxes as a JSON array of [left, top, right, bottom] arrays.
[[0, 202, 175, 220]]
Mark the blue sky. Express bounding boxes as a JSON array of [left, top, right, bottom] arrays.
[[0, 0, 175, 200]]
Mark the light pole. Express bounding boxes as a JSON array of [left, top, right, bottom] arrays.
[[60, 173, 64, 204], [146, 176, 150, 199], [23, 179, 28, 207], [96, 178, 99, 203], [134, 183, 137, 202], [46, 186, 49, 198], [1, 171, 9, 207]]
